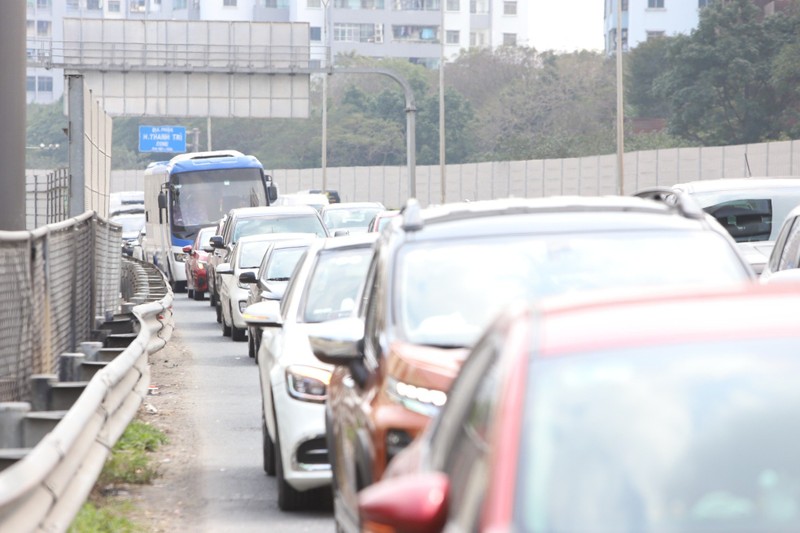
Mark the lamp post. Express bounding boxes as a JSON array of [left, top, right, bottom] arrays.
[[615, 0, 625, 195], [439, 0, 446, 204], [321, 0, 331, 193]]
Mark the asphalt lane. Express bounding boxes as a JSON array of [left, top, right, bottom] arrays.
[[172, 295, 334, 533]]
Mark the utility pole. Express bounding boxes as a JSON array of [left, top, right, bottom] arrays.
[[0, 0, 27, 230], [615, 0, 625, 195], [439, 0, 446, 204], [321, 0, 331, 192]]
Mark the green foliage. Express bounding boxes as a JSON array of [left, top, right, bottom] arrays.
[[654, 0, 800, 145], [98, 420, 167, 485], [26, 99, 69, 170], [68, 501, 140, 533], [626, 37, 673, 118]]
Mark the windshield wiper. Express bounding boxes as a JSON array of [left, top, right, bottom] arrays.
[[268, 277, 291, 281]]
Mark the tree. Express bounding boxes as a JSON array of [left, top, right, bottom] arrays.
[[655, 0, 800, 145], [626, 36, 673, 119]]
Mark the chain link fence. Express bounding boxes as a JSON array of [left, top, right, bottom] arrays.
[[25, 169, 70, 230], [0, 213, 122, 403]]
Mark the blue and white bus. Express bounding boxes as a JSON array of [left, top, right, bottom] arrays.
[[143, 150, 278, 291]]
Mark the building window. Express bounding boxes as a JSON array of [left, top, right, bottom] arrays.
[[470, 30, 487, 47], [86, 0, 102, 9], [503, 1, 516, 15], [308, 0, 321, 6], [392, 25, 438, 42], [646, 30, 665, 39], [648, 0, 664, 7], [108, 0, 121, 11], [36, 0, 51, 8], [36, 20, 51, 37], [446, 0, 458, 10], [66, 0, 79, 9], [470, 0, 487, 14], [446, 30, 459, 44], [27, 76, 36, 92], [37, 76, 53, 92], [310, 26, 322, 41], [174, 0, 187, 7], [502, 32, 516, 46], [334, 23, 383, 43], [393, 0, 439, 11], [130, 0, 146, 12], [224, 0, 237, 6], [26, 20, 35, 38], [335, 0, 384, 7]]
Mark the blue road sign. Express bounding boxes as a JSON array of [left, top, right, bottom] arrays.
[[139, 125, 186, 153]]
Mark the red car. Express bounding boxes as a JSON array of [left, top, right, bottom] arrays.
[[360, 282, 800, 533], [182, 226, 216, 301]]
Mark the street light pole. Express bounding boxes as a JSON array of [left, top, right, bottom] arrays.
[[439, 0, 446, 204], [615, 0, 625, 195], [321, 0, 331, 193]]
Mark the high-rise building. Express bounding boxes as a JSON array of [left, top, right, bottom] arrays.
[[26, 0, 528, 104]]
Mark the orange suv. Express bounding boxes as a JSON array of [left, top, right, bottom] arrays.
[[310, 194, 754, 533]]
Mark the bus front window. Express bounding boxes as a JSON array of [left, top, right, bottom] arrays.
[[170, 168, 267, 239]]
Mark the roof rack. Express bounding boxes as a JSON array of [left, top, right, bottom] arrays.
[[400, 198, 424, 232], [633, 187, 705, 220]]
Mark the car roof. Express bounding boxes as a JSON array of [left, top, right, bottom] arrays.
[[228, 205, 319, 218], [322, 202, 385, 210], [235, 232, 318, 245], [673, 177, 800, 193], [389, 196, 714, 241], [533, 282, 800, 357], [321, 233, 379, 250]]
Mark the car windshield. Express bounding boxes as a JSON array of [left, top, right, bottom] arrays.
[[324, 208, 384, 230], [263, 246, 309, 282], [113, 214, 145, 235], [396, 231, 749, 347], [196, 228, 215, 249], [233, 215, 327, 241], [303, 248, 372, 323], [518, 339, 800, 532], [238, 241, 272, 269]]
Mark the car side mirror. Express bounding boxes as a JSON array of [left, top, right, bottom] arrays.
[[308, 317, 365, 366], [209, 236, 224, 249], [158, 191, 167, 210], [359, 473, 449, 533], [182, 245, 192, 253], [239, 271, 258, 284], [242, 301, 283, 328]]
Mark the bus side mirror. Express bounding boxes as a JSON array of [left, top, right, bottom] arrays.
[[267, 182, 278, 204], [158, 192, 167, 210]]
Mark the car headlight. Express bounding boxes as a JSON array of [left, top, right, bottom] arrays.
[[286, 365, 332, 403], [386, 378, 447, 417], [174, 252, 188, 262]]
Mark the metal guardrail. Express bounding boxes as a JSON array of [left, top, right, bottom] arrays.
[[0, 256, 173, 532]]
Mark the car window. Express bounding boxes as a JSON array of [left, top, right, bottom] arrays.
[[233, 215, 326, 242], [238, 241, 272, 269], [262, 246, 308, 282], [777, 216, 800, 271], [301, 248, 372, 323], [362, 250, 383, 369], [702, 199, 772, 242], [279, 250, 309, 316]]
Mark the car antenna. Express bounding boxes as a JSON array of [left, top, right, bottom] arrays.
[[744, 152, 752, 178]]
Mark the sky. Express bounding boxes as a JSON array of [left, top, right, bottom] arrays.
[[527, 0, 606, 53]]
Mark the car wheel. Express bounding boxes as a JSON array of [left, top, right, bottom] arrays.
[[215, 302, 222, 323], [221, 308, 231, 337], [232, 320, 247, 342], [274, 411, 314, 511], [187, 288, 194, 299], [193, 289, 204, 301], [248, 333, 256, 359], [262, 412, 276, 477]]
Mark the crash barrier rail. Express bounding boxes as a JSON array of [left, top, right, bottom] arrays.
[[0, 255, 174, 532]]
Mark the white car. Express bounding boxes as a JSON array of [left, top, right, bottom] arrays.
[[243, 233, 377, 511], [673, 178, 800, 274], [217, 233, 316, 341], [320, 202, 386, 235]]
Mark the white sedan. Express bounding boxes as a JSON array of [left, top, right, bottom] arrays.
[[217, 233, 316, 341], [243, 233, 377, 511]]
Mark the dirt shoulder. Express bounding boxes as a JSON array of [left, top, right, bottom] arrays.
[[121, 330, 205, 532]]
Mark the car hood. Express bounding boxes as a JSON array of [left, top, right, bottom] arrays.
[[737, 241, 773, 274], [385, 341, 469, 393]]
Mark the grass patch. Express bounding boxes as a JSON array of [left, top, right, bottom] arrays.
[[69, 419, 168, 533], [98, 420, 168, 486]]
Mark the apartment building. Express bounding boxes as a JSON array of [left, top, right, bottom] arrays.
[[26, 0, 528, 103], [604, 0, 794, 54]]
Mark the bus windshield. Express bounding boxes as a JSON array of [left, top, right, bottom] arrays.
[[170, 168, 267, 238]]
